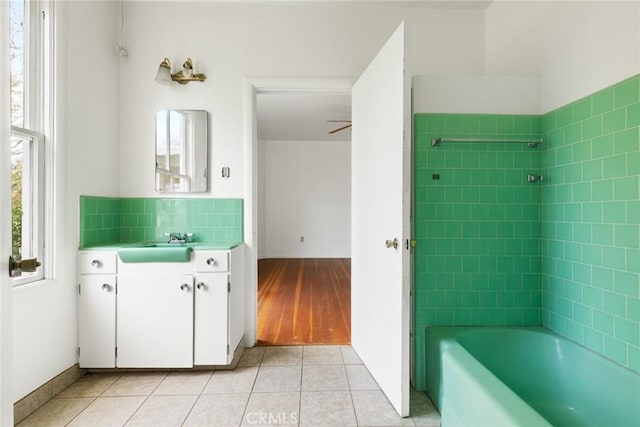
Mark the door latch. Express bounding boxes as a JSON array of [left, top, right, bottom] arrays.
[[9, 255, 41, 277]]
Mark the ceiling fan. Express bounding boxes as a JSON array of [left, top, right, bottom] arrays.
[[327, 120, 352, 134]]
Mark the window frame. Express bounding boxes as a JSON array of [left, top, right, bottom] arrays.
[[9, 0, 53, 287]]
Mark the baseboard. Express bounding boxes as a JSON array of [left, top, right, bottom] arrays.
[[13, 364, 86, 425]]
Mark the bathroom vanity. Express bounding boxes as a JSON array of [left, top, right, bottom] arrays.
[[77, 244, 244, 368]]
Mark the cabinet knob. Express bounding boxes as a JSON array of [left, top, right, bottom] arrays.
[[91, 259, 101, 268], [196, 282, 206, 290], [206, 258, 216, 266], [180, 283, 190, 291], [101, 283, 111, 292]]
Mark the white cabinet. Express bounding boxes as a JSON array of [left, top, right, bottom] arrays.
[[78, 251, 117, 368], [117, 274, 194, 368], [77, 245, 243, 369], [194, 246, 244, 365]]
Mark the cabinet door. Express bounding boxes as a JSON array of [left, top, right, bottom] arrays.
[[78, 275, 116, 368], [228, 246, 244, 356], [194, 273, 228, 365], [117, 274, 193, 368]]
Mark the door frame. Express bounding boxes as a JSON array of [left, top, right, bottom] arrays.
[[242, 77, 354, 346]]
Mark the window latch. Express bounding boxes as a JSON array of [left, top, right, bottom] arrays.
[[8, 256, 41, 277]]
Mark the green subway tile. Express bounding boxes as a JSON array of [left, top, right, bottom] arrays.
[[603, 246, 626, 270], [582, 244, 602, 266], [414, 114, 428, 133], [573, 97, 592, 122], [565, 164, 582, 184], [603, 108, 626, 134], [629, 152, 640, 175], [603, 202, 626, 223], [556, 105, 573, 128], [627, 249, 640, 274], [628, 298, 640, 322], [564, 123, 582, 144], [592, 179, 613, 201], [582, 116, 603, 138], [514, 116, 531, 133], [462, 116, 479, 132], [592, 134, 614, 158], [426, 115, 445, 132], [627, 102, 640, 127], [592, 266, 613, 290], [614, 177, 639, 201], [614, 270, 640, 298], [583, 328, 603, 353], [572, 141, 591, 163], [615, 317, 640, 346], [603, 291, 626, 317], [592, 87, 614, 115], [478, 116, 497, 133], [603, 154, 626, 179], [583, 286, 603, 309], [593, 309, 614, 334], [614, 128, 639, 154], [497, 116, 514, 133], [582, 159, 603, 181], [603, 335, 627, 365], [615, 224, 639, 248], [614, 76, 640, 107], [444, 115, 463, 132]]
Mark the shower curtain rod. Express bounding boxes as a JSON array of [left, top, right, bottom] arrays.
[[431, 137, 543, 148]]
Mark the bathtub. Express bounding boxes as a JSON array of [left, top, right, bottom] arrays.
[[425, 326, 640, 427]]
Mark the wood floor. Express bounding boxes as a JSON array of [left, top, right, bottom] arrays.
[[257, 258, 351, 345]]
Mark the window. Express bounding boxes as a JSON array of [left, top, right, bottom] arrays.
[[9, 0, 51, 284]]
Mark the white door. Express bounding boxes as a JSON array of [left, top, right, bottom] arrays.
[[351, 22, 411, 417], [1, 2, 14, 423]]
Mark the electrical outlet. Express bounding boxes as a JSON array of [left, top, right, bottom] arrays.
[[300, 236, 304, 243]]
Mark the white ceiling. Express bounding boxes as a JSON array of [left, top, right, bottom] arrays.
[[257, 92, 352, 142]]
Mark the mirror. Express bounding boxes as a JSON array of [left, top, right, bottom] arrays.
[[155, 110, 208, 192]]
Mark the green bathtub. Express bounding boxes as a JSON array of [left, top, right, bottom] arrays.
[[425, 326, 640, 427]]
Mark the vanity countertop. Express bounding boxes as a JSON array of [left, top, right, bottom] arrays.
[[79, 241, 243, 251]]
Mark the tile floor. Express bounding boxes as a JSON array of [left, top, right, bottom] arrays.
[[17, 345, 441, 427]]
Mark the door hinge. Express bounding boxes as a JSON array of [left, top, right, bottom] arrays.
[[227, 344, 230, 355], [77, 347, 80, 358], [405, 239, 417, 250], [115, 347, 118, 358], [227, 281, 231, 293], [78, 284, 81, 295]]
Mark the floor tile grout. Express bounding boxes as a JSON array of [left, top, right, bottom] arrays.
[[20, 345, 440, 427]]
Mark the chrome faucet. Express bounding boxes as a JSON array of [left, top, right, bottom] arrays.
[[164, 232, 193, 244]]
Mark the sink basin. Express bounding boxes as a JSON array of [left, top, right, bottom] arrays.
[[117, 243, 194, 263]]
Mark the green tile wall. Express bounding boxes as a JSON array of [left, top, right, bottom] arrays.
[[413, 114, 543, 389], [79, 196, 121, 247], [541, 75, 640, 373], [79, 196, 243, 248], [413, 75, 640, 391]]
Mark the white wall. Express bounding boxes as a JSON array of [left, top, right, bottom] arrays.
[[118, 2, 486, 198], [485, 1, 640, 112], [412, 75, 541, 114], [260, 140, 351, 258], [12, 1, 121, 401]]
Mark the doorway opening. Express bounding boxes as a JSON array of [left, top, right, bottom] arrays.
[[255, 91, 352, 346]]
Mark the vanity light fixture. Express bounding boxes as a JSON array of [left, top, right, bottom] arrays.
[[155, 57, 207, 85]]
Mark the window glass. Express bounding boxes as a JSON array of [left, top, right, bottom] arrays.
[[10, 0, 25, 127]]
